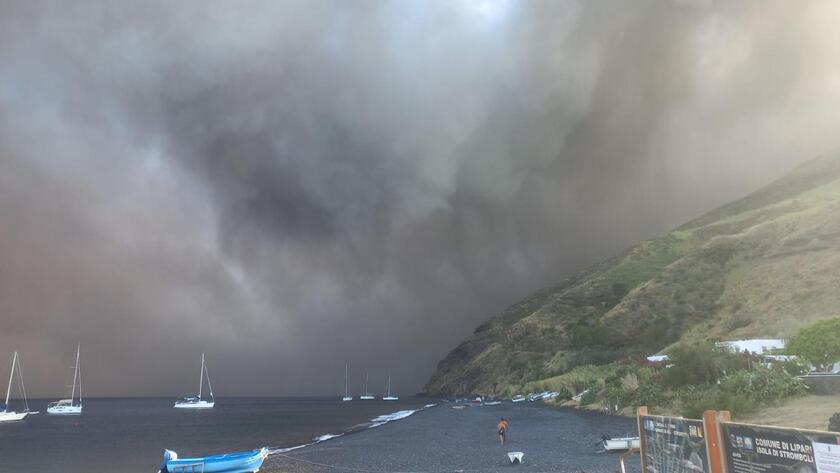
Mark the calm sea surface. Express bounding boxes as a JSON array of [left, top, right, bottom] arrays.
[[0, 397, 432, 473]]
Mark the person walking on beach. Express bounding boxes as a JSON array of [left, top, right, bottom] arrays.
[[497, 417, 510, 446]]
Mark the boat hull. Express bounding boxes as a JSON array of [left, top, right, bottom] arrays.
[[164, 448, 268, 473], [174, 400, 215, 409], [0, 411, 28, 422], [604, 437, 641, 451], [342, 397, 353, 402], [359, 395, 375, 400], [47, 405, 82, 415], [382, 396, 399, 401]]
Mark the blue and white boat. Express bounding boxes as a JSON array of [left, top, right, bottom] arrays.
[[160, 448, 269, 473]]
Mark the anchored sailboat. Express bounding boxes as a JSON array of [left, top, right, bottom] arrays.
[[1, 351, 31, 422], [47, 344, 83, 415], [342, 363, 353, 402], [174, 353, 215, 409], [359, 373, 374, 400], [382, 374, 398, 401]]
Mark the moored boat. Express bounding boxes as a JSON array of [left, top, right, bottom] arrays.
[[174, 353, 215, 409], [342, 363, 353, 402], [382, 375, 398, 401], [160, 447, 268, 473], [1, 351, 31, 423], [359, 373, 375, 400], [47, 344, 82, 415]]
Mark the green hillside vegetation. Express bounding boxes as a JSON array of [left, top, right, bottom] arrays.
[[425, 154, 840, 407]]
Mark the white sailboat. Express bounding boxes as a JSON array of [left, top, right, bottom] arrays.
[[1, 351, 31, 422], [359, 373, 375, 400], [382, 375, 398, 401], [47, 344, 83, 415], [174, 353, 215, 409], [342, 363, 353, 402]]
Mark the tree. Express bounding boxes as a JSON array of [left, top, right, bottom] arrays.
[[787, 317, 840, 372]]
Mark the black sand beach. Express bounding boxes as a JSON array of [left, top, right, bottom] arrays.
[[266, 403, 642, 473]]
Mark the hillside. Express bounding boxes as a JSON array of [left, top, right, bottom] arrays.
[[425, 154, 840, 397]]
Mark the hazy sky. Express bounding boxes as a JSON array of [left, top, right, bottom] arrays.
[[1, 0, 839, 397]]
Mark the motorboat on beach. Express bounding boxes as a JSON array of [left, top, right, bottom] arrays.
[[603, 436, 641, 451], [174, 353, 215, 409], [511, 394, 526, 403], [1, 351, 32, 423], [160, 447, 268, 473], [47, 344, 82, 415]]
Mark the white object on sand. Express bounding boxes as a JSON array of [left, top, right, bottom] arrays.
[[508, 452, 525, 464]]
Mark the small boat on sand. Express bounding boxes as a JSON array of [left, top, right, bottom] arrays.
[[511, 394, 526, 403], [603, 436, 640, 451], [160, 448, 268, 473]]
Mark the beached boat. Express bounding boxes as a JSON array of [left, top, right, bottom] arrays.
[[571, 388, 590, 402], [47, 344, 82, 415], [1, 351, 31, 423], [342, 363, 353, 402], [160, 447, 268, 473], [511, 394, 526, 403], [174, 353, 215, 409], [359, 373, 375, 400], [603, 437, 641, 451], [382, 375, 398, 401]]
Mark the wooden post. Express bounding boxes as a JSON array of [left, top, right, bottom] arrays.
[[703, 410, 732, 473], [637, 406, 649, 473]]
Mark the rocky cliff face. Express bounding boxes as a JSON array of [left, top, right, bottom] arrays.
[[425, 154, 840, 397]]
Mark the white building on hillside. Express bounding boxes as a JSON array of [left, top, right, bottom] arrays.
[[715, 339, 786, 355]]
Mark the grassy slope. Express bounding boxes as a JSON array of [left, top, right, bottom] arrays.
[[425, 154, 840, 398]]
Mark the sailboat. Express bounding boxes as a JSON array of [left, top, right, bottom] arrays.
[[382, 375, 398, 401], [1, 351, 31, 422], [342, 363, 353, 402], [47, 344, 83, 415], [359, 373, 375, 400], [174, 353, 215, 409]]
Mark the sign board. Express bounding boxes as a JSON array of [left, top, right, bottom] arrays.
[[640, 415, 710, 473], [722, 422, 840, 473]]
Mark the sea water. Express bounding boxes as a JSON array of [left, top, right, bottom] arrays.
[[0, 397, 430, 472]]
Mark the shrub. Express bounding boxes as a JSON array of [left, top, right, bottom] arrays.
[[578, 389, 597, 406], [681, 387, 757, 418], [829, 413, 840, 433], [632, 378, 672, 408], [787, 317, 840, 371], [718, 368, 807, 402], [555, 386, 572, 401], [664, 343, 747, 387]]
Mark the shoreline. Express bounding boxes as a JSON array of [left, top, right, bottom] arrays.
[[265, 402, 641, 472]]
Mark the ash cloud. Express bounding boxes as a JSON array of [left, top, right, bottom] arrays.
[[1, 0, 839, 396]]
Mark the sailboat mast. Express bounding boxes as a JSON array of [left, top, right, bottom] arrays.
[[78, 345, 82, 405], [199, 353, 204, 400], [365, 373, 369, 394], [71, 344, 79, 403], [5, 351, 16, 411], [344, 363, 349, 397]]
